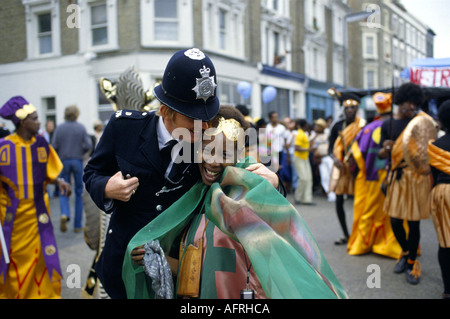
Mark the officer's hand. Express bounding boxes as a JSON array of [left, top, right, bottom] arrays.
[[246, 163, 279, 188], [104, 171, 139, 202]]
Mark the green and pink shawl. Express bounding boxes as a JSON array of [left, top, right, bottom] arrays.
[[122, 159, 347, 299]]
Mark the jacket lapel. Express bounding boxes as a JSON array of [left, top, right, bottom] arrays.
[[139, 113, 165, 174]]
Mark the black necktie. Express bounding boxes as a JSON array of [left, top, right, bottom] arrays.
[[167, 141, 190, 184], [160, 140, 178, 173]]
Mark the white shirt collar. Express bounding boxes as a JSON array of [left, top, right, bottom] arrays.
[[157, 115, 175, 150], [157, 116, 185, 178]]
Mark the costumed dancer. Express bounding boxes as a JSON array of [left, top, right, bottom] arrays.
[[124, 106, 347, 299], [328, 90, 366, 245], [0, 97, 71, 299], [378, 82, 437, 285], [427, 100, 450, 299], [347, 92, 402, 258]]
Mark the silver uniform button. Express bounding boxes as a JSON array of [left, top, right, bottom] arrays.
[[108, 229, 113, 234], [156, 205, 163, 212]]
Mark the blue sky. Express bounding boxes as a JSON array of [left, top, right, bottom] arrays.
[[400, 0, 450, 58]]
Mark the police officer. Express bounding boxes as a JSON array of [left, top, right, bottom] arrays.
[[83, 48, 280, 298]]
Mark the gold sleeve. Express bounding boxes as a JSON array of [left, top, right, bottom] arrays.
[[46, 145, 63, 182]]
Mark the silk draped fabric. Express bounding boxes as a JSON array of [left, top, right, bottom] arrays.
[[330, 117, 365, 195], [428, 142, 450, 248], [122, 158, 347, 299], [384, 112, 433, 221], [333, 117, 365, 163]]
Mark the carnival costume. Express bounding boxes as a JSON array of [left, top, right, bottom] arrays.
[[0, 97, 63, 298], [428, 119, 450, 298], [347, 93, 402, 258], [329, 114, 366, 196], [327, 90, 365, 244], [383, 111, 436, 221], [381, 106, 437, 284], [428, 141, 450, 248]]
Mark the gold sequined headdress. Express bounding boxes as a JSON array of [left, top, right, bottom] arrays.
[[327, 87, 360, 107], [205, 117, 243, 142]]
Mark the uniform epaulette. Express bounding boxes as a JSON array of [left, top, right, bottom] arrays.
[[113, 110, 152, 120]]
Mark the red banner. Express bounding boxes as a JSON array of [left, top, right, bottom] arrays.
[[410, 66, 450, 87]]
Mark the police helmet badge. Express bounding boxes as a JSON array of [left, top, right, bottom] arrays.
[[184, 48, 206, 60], [193, 65, 217, 102]]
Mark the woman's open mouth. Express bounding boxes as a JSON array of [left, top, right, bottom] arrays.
[[202, 166, 222, 184]]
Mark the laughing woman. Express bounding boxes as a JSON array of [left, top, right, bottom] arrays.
[[122, 106, 347, 299]]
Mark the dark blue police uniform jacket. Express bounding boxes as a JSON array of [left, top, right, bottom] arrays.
[[83, 110, 199, 299]]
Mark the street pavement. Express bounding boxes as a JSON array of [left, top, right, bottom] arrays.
[[50, 190, 444, 299]]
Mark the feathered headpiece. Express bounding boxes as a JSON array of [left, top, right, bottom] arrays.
[[99, 66, 159, 112]]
